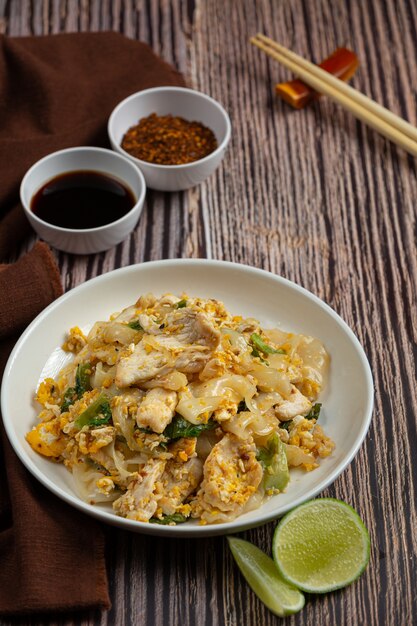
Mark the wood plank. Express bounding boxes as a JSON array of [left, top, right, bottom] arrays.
[[0, 0, 416, 625]]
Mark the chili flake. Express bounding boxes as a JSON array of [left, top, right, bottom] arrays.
[[121, 113, 218, 165]]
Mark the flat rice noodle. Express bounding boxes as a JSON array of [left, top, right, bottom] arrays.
[[102, 322, 139, 345], [193, 374, 257, 402], [250, 362, 292, 397], [284, 443, 315, 467], [176, 389, 224, 423], [222, 411, 279, 439], [114, 305, 137, 323], [91, 362, 116, 388], [112, 390, 143, 450], [72, 461, 119, 503]]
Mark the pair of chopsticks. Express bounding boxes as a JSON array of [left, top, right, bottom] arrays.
[[251, 33, 417, 157]]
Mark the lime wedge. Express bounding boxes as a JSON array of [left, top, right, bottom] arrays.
[[272, 498, 370, 593], [227, 537, 305, 616]]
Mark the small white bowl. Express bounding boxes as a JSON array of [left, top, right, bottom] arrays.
[[20, 147, 146, 255], [108, 87, 232, 191]]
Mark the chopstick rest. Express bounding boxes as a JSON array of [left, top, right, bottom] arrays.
[[252, 33, 417, 157], [276, 47, 359, 109]]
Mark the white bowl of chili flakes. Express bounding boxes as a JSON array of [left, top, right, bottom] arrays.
[[108, 87, 231, 191]]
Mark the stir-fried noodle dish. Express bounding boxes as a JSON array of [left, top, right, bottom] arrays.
[[27, 293, 334, 525]]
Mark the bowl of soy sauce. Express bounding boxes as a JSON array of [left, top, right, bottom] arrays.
[[20, 147, 146, 254]]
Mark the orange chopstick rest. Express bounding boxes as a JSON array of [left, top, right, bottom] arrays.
[[275, 47, 359, 109]]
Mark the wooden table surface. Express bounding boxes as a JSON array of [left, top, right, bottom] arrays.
[[1, 1, 417, 625]]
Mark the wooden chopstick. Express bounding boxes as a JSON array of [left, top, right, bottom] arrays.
[[251, 34, 417, 157], [255, 34, 417, 144]]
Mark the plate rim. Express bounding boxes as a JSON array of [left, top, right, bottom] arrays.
[[1, 259, 374, 537]]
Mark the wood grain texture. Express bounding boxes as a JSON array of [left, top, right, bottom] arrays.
[[1, 0, 416, 625]]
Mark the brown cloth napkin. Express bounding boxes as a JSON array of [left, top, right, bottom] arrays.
[[0, 32, 185, 615], [0, 242, 111, 615], [0, 31, 185, 260]]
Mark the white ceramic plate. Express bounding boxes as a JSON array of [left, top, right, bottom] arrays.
[[1, 260, 373, 537]]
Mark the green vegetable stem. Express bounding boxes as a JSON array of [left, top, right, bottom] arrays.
[[257, 433, 290, 491], [75, 362, 92, 397], [61, 387, 77, 413], [250, 333, 286, 356], [61, 362, 92, 412], [305, 403, 321, 420], [150, 513, 188, 525], [163, 415, 217, 440], [127, 320, 143, 331], [75, 394, 112, 429], [238, 400, 248, 412]]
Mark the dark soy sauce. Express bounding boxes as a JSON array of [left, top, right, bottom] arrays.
[[31, 171, 136, 229]]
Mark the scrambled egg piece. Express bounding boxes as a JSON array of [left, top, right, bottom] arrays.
[[36, 378, 58, 407], [136, 387, 177, 433], [62, 326, 87, 353], [286, 416, 335, 470], [26, 418, 66, 458]]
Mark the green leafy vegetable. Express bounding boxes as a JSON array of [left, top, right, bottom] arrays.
[[257, 433, 289, 491], [128, 320, 143, 331], [250, 333, 285, 356], [176, 299, 187, 308], [75, 362, 92, 397], [61, 387, 77, 412], [305, 403, 321, 420], [280, 420, 293, 432], [150, 513, 188, 525], [75, 394, 112, 429], [88, 414, 112, 428], [61, 363, 92, 412], [257, 447, 272, 467], [251, 347, 269, 365], [163, 415, 217, 440]]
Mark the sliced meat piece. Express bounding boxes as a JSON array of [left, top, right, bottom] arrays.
[[150, 311, 220, 371], [174, 349, 214, 374], [115, 309, 221, 386], [115, 342, 171, 387], [141, 370, 188, 392], [159, 455, 203, 515], [195, 433, 262, 523], [274, 385, 312, 420], [136, 387, 177, 433], [164, 309, 221, 349], [113, 458, 166, 522]]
